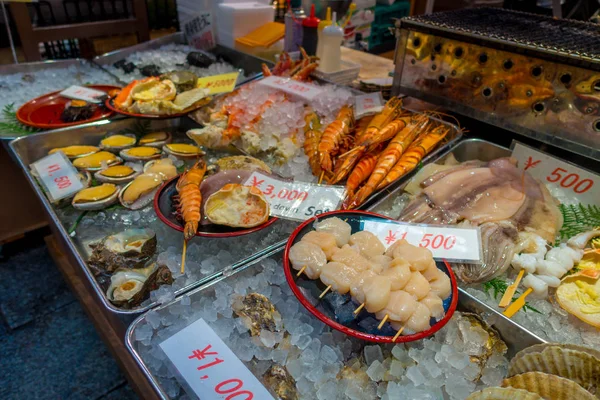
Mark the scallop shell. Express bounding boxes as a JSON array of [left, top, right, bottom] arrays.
[[508, 345, 600, 396], [514, 343, 600, 364], [99, 133, 137, 153], [204, 183, 270, 228], [72, 184, 120, 210], [466, 387, 543, 400], [118, 174, 163, 210], [502, 372, 596, 400]]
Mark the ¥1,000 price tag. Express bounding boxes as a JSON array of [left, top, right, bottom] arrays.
[[355, 92, 384, 119], [511, 141, 600, 207], [244, 172, 346, 221], [30, 152, 83, 203], [159, 318, 275, 400], [361, 219, 482, 263], [196, 72, 239, 95], [60, 85, 106, 103], [258, 76, 324, 101]]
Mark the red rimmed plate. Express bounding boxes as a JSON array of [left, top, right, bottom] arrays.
[[283, 210, 458, 343], [105, 96, 212, 119], [17, 85, 120, 129], [154, 175, 278, 238]]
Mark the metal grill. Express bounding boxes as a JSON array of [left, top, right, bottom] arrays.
[[401, 7, 600, 65]]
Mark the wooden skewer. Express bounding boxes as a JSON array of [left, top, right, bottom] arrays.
[[319, 285, 332, 298], [377, 314, 389, 330], [392, 326, 405, 342], [318, 171, 325, 185], [181, 239, 187, 275], [337, 147, 361, 159], [296, 266, 307, 277], [353, 303, 365, 315], [499, 269, 525, 308]]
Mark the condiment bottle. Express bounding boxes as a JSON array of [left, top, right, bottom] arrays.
[[316, 7, 332, 61], [319, 12, 343, 73], [301, 4, 320, 55], [284, 0, 306, 52]]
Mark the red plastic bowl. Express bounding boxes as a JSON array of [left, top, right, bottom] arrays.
[[154, 175, 278, 238], [283, 210, 458, 343]]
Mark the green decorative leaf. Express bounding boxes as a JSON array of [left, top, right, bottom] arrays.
[[558, 203, 600, 241], [0, 103, 42, 137]]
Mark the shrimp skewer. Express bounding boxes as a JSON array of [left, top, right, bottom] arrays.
[[303, 112, 323, 177], [340, 147, 382, 196], [318, 105, 355, 173], [176, 160, 207, 241]]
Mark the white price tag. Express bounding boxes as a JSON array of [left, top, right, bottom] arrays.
[[355, 92, 384, 118], [258, 76, 324, 101], [184, 12, 215, 51], [361, 219, 482, 262], [30, 152, 84, 202], [59, 85, 106, 103], [243, 172, 346, 221], [159, 318, 275, 400], [511, 142, 600, 206]]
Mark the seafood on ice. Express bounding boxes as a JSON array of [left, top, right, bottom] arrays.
[[88, 228, 157, 274], [204, 184, 270, 228], [106, 262, 173, 308], [288, 217, 453, 337], [174, 160, 206, 241], [398, 157, 563, 283]]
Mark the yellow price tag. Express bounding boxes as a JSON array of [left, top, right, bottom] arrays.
[[196, 72, 239, 95]]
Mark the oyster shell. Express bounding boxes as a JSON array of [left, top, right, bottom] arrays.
[[120, 146, 162, 162], [48, 145, 99, 159], [143, 158, 178, 180], [161, 71, 198, 93], [99, 134, 137, 153], [95, 165, 141, 184], [138, 131, 172, 148], [162, 143, 204, 158], [502, 372, 596, 400], [72, 183, 120, 210], [119, 173, 163, 210], [107, 262, 173, 308], [214, 156, 271, 174], [508, 344, 600, 395], [88, 228, 157, 274], [172, 87, 211, 111], [131, 78, 176, 102], [466, 387, 543, 400], [232, 293, 281, 336], [72, 151, 122, 171], [262, 364, 298, 400], [204, 184, 270, 228], [556, 269, 600, 328]]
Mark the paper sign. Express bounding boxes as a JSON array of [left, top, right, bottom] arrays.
[[30, 152, 84, 202], [258, 76, 324, 101], [184, 12, 215, 51], [159, 318, 275, 400], [511, 142, 600, 206], [361, 219, 482, 262], [243, 172, 346, 221], [355, 92, 384, 118], [59, 85, 106, 103], [196, 72, 239, 95]]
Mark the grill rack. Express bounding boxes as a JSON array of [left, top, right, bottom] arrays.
[[401, 7, 600, 68]]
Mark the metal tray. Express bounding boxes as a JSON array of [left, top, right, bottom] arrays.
[[92, 32, 271, 86], [0, 59, 90, 75], [125, 245, 544, 400]]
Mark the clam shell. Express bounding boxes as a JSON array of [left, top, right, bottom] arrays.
[[508, 345, 600, 396], [72, 184, 120, 211], [204, 183, 270, 228], [138, 131, 172, 148], [502, 372, 596, 400], [466, 387, 543, 400], [118, 174, 163, 210], [119, 147, 162, 162], [162, 143, 205, 159], [99, 133, 137, 153], [94, 165, 141, 184]]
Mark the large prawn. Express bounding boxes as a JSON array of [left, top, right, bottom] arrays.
[[175, 160, 206, 241], [318, 105, 354, 173], [303, 112, 323, 176]]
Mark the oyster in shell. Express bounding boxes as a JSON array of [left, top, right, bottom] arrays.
[[232, 293, 281, 336], [120, 146, 162, 162], [48, 145, 99, 159], [119, 173, 163, 210], [466, 387, 543, 400], [204, 184, 270, 228], [88, 228, 157, 274], [139, 131, 172, 148], [72, 183, 120, 210], [502, 372, 596, 400], [99, 134, 137, 153], [262, 364, 298, 400], [107, 262, 173, 308]]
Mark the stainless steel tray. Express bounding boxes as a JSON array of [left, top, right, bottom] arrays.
[[0, 59, 90, 74], [9, 117, 298, 316], [125, 245, 544, 400], [92, 32, 271, 86]]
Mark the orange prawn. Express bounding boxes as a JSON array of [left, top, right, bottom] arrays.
[[343, 147, 382, 197], [176, 160, 206, 240], [318, 105, 354, 173], [303, 113, 323, 176]]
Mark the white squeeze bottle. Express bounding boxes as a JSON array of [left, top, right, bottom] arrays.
[[316, 7, 332, 61], [319, 12, 343, 73]]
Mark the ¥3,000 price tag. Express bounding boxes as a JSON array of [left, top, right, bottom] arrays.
[[60, 85, 106, 103], [511, 142, 600, 206], [184, 11, 215, 51], [196, 72, 239, 95], [258, 76, 323, 101], [244, 172, 346, 221], [361, 219, 482, 263], [355, 92, 384, 118], [30, 152, 83, 202], [160, 318, 275, 400]]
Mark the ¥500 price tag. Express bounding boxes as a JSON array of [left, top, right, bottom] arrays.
[[30, 152, 83, 202], [160, 318, 275, 400], [511, 142, 600, 206], [258, 76, 323, 101], [361, 219, 482, 263], [244, 172, 346, 221], [196, 72, 239, 95]]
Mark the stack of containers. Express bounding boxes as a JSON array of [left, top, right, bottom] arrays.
[[216, 1, 275, 48]]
